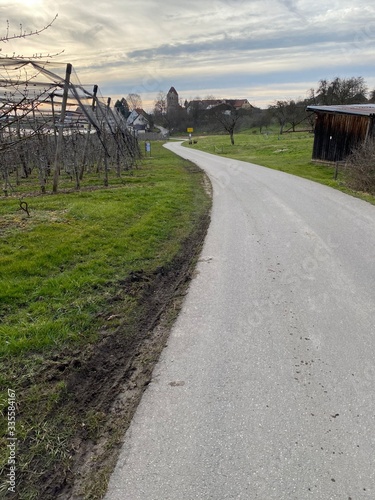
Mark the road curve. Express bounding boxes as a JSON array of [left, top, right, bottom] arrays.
[[105, 142, 375, 499]]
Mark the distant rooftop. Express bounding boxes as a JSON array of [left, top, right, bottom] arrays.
[[307, 104, 375, 117]]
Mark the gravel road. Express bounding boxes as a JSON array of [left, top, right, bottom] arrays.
[[105, 142, 375, 500]]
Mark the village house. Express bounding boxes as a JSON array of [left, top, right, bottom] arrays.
[[166, 87, 253, 115], [126, 108, 151, 133], [185, 97, 253, 114]]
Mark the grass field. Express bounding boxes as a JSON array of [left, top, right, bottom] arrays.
[[0, 151, 205, 356], [0, 142, 211, 498], [186, 129, 375, 204]]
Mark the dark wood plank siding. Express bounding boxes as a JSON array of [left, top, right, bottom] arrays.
[[312, 113, 371, 162]]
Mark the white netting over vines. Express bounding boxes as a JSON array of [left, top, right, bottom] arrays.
[[0, 58, 140, 194]]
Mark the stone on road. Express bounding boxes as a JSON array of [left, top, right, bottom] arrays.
[[105, 142, 375, 499]]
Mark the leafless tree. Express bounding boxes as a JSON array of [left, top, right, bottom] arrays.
[[268, 101, 288, 135], [316, 77, 368, 105], [153, 91, 167, 117], [368, 89, 375, 103], [209, 104, 243, 145], [126, 93, 142, 111]]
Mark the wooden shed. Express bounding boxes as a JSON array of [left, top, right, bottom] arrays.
[[306, 104, 375, 162]]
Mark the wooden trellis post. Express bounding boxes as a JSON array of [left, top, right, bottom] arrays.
[[50, 92, 58, 146], [52, 63, 72, 193], [80, 85, 98, 180], [103, 97, 111, 187]]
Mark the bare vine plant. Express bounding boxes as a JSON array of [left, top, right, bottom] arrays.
[[0, 17, 140, 196]]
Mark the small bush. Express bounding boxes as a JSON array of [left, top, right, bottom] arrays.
[[345, 139, 375, 194]]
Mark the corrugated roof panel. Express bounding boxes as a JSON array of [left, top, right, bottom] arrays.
[[306, 104, 375, 116]]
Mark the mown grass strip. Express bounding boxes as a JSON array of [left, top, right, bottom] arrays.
[[186, 130, 375, 204]]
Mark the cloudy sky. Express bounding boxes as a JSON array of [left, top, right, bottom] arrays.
[[1, 0, 375, 109]]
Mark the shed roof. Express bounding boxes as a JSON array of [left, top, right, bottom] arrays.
[[307, 104, 375, 117]]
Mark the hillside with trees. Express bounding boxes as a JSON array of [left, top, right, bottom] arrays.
[[151, 77, 375, 141]]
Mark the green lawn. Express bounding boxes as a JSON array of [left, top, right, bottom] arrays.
[[186, 129, 375, 203], [0, 153, 204, 356], [0, 141, 211, 498]]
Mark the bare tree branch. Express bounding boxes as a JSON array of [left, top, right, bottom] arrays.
[[0, 15, 59, 44]]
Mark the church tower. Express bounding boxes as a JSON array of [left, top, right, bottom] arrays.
[[167, 86, 179, 114]]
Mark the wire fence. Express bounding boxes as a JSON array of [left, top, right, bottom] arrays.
[[0, 59, 141, 195]]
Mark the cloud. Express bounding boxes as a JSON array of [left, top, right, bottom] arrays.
[[0, 0, 374, 109], [126, 26, 352, 63], [277, 0, 306, 19]]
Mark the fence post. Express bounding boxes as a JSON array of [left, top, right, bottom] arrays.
[[52, 63, 72, 193], [334, 161, 339, 180]]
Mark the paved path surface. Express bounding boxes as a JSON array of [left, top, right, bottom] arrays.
[[105, 142, 375, 499]]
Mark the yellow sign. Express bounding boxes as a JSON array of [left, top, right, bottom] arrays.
[[187, 127, 194, 133]]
